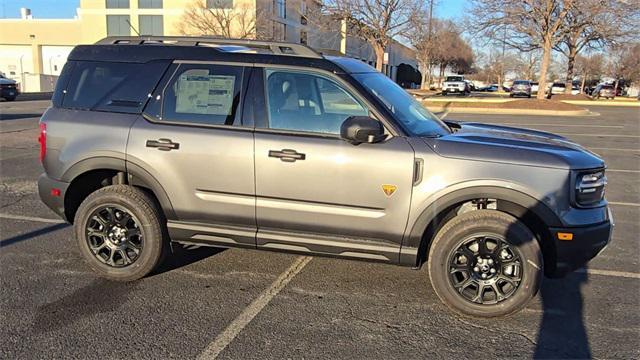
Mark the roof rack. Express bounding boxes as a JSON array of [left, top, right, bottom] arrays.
[[95, 36, 322, 59]]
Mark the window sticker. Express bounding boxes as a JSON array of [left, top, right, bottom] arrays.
[[175, 73, 236, 115]]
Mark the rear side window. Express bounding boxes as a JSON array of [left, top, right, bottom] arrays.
[[161, 64, 244, 126], [61, 60, 168, 113]]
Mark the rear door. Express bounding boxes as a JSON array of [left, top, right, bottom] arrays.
[[127, 62, 256, 247], [253, 67, 415, 263]]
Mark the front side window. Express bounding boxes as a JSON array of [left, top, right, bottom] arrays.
[[139, 15, 163, 36], [106, 0, 130, 8], [353, 72, 450, 137], [107, 15, 130, 36], [265, 70, 368, 134], [162, 64, 243, 126]]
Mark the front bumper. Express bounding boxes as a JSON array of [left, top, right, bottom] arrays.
[[38, 173, 70, 222], [549, 208, 614, 277], [1, 87, 18, 99]]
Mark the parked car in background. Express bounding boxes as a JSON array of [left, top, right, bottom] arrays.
[[548, 82, 566, 96], [0, 74, 19, 101], [510, 80, 532, 98], [531, 82, 539, 94], [464, 80, 475, 91], [442, 75, 470, 96], [478, 84, 499, 92], [593, 84, 616, 99]]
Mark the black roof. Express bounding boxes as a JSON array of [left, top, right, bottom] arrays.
[[67, 36, 377, 74]]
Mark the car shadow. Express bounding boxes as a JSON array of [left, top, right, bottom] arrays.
[[150, 243, 226, 276], [534, 268, 590, 358], [0, 222, 70, 248], [501, 194, 592, 359]]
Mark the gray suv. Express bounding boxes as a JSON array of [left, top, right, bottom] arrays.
[[38, 37, 613, 317]]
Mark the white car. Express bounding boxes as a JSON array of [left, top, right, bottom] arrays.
[[442, 76, 469, 96]]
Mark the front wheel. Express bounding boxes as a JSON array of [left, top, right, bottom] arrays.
[[428, 210, 542, 317], [74, 185, 168, 281]]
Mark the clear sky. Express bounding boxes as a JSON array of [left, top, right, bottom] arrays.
[[0, 0, 466, 19]]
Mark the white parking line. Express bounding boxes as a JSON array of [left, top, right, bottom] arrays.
[[608, 202, 640, 207], [577, 268, 640, 280], [557, 133, 640, 138], [607, 169, 640, 173], [588, 147, 640, 152], [197, 256, 312, 360], [0, 213, 65, 224], [500, 123, 623, 128]]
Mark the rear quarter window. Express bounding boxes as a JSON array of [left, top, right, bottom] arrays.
[[61, 60, 169, 113]]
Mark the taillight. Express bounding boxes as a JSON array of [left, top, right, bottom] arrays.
[[38, 123, 46, 163]]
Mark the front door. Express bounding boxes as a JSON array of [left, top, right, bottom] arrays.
[[254, 68, 415, 262], [128, 62, 256, 247]]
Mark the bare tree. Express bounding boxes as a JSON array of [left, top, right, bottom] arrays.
[[470, 0, 575, 99], [407, 0, 436, 88], [609, 43, 640, 92], [176, 0, 258, 39], [555, 0, 639, 93], [429, 20, 474, 87], [514, 50, 539, 80], [327, 0, 419, 71], [575, 53, 604, 92]]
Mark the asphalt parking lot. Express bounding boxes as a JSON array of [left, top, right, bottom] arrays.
[[1, 99, 638, 359]]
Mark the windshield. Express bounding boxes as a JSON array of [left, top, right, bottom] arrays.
[[513, 80, 529, 85], [353, 72, 450, 137], [446, 76, 463, 82]]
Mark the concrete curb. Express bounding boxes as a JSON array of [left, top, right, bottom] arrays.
[[562, 100, 640, 107], [424, 106, 593, 116]]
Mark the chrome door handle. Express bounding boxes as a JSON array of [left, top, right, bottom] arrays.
[[268, 149, 306, 162]]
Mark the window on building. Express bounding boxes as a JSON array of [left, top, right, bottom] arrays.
[[106, 0, 130, 8], [138, 0, 162, 8], [207, 0, 233, 9], [273, 22, 286, 41], [265, 70, 368, 134], [300, 30, 307, 45], [107, 15, 131, 36], [274, 0, 285, 18], [139, 15, 163, 36], [162, 64, 244, 126]]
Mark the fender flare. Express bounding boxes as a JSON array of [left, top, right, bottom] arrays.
[[61, 156, 176, 220], [399, 186, 563, 266], [61, 156, 126, 182]]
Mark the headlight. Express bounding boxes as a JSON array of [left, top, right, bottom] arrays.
[[575, 170, 606, 207]]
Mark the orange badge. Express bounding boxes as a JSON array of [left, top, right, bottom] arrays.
[[382, 184, 397, 197]]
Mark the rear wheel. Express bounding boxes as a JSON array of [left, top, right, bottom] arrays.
[[428, 210, 542, 317], [74, 185, 167, 281]]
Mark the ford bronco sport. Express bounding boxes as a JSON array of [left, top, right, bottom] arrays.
[[38, 37, 613, 317]]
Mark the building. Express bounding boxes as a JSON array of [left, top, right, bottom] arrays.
[[0, 0, 417, 92]]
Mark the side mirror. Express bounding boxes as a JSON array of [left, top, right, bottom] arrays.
[[340, 116, 386, 145]]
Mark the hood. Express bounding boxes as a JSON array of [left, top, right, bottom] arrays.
[[422, 121, 605, 170], [0, 77, 16, 85]]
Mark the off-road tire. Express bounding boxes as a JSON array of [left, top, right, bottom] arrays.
[[74, 185, 167, 281], [428, 210, 543, 317]]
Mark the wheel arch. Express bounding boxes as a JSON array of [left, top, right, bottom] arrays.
[[400, 186, 561, 275], [61, 157, 176, 223]]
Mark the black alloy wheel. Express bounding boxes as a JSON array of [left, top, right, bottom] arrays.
[[85, 205, 143, 267], [448, 234, 522, 305]]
